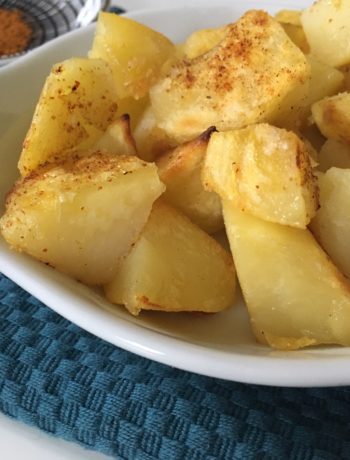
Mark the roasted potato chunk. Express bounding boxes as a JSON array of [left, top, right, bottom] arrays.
[[310, 168, 350, 280], [272, 55, 344, 129], [92, 114, 136, 156], [302, 0, 350, 67], [305, 57, 344, 109], [150, 10, 309, 143], [312, 92, 350, 145], [115, 95, 148, 130], [223, 202, 350, 349], [104, 201, 235, 316], [134, 105, 177, 161], [1, 153, 165, 285], [89, 12, 174, 99], [182, 25, 227, 58], [157, 127, 223, 233], [18, 58, 119, 176], [275, 9, 309, 53], [202, 124, 319, 228], [275, 9, 302, 26]]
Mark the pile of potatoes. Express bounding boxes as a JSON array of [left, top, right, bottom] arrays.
[[3, 0, 350, 350]]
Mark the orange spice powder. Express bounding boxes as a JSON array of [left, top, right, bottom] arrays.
[[0, 8, 33, 56]]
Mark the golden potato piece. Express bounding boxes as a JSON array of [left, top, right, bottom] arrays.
[[223, 201, 350, 349], [92, 114, 136, 156], [157, 127, 223, 233], [269, 78, 309, 130], [0, 153, 165, 286], [202, 124, 319, 228], [275, 10, 309, 53], [272, 55, 344, 130], [89, 12, 174, 99], [18, 58, 119, 176], [301, 0, 350, 67], [104, 200, 235, 316], [318, 139, 350, 172], [280, 23, 309, 53], [134, 105, 177, 161], [310, 168, 350, 280], [182, 25, 227, 58], [115, 95, 148, 130], [305, 57, 344, 108], [150, 10, 309, 143], [275, 9, 302, 26], [312, 92, 350, 145]]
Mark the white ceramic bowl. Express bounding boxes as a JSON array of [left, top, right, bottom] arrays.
[[2, 0, 349, 388]]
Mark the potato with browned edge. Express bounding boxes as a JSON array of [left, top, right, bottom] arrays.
[[202, 124, 318, 228], [157, 127, 223, 233], [134, 105, 177, 161], [1, 153, 165, 286], [92, 114, 137, 156], [150, 10, 309, 143]]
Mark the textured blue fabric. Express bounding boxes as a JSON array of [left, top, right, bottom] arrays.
[[0, 273, 350, 459]]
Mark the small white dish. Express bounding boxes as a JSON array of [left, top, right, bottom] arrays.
[[0, 0, 110, 66], [2, 0, 349, 388]]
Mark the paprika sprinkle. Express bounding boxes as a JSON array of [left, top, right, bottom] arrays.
[[0, 8, 33, 56]]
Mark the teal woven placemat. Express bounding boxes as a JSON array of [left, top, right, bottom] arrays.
[[0, 273, 349, 459]]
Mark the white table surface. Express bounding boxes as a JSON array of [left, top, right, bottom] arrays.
[[0, 412, 109, 460]]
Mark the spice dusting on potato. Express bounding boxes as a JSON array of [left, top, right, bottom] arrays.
[[1, 153, 165, 286], [150, 10, 309, 143]]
